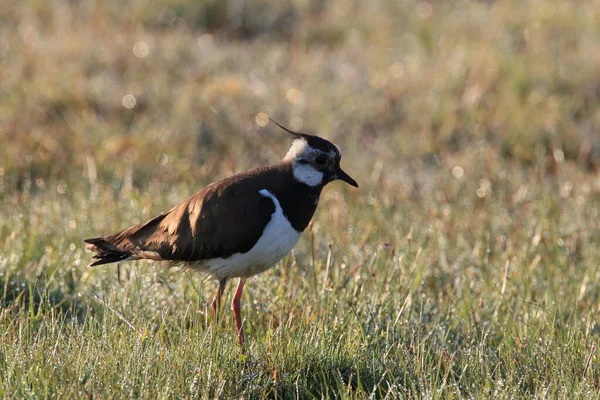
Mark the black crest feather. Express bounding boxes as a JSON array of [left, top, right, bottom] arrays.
[[269, 117, 340, 155], [269, 118, 304, 139]]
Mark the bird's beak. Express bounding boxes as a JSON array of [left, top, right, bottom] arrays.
[[334, 166, 358, 187]]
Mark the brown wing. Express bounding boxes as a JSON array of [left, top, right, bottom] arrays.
[[85, 174, 278, 266]]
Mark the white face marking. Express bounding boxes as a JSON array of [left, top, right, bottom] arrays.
[[193, 189, 302, 280], [292, 163, 324, 187], [284, 139, 310, 160], [284, 138, 328, 187]]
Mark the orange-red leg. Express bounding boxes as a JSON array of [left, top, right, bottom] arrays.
[[231, 278, 245, 346], [211, 278, 228, 317]]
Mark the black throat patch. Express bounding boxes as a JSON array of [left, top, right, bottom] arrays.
[[272, 181, 323, 232]]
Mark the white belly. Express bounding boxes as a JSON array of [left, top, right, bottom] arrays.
[[199, 189, 302, 280]]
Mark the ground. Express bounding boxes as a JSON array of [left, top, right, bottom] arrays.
[[1, 0, 600, 398]]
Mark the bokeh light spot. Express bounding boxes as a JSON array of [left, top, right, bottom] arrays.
[[197, 34, 214, 51], [553, 148, 564, 162], [416, 2, 433, 19], [540, 2, 556, 19], [291, 117, 303, 131], [256, 112, 269, 126], [452, 166, 464, 179], [122, 94, 137, 109], [286, 88, 300, 104], [156, 153, 169, 166], [133, 41, 149, 58], [389, 62, 405, 79]]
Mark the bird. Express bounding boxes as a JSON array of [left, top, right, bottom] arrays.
[[84, 119, 358, 346]]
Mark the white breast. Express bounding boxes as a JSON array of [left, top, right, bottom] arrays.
[[198, 189, 302, 280]]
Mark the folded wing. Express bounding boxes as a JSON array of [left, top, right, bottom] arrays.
[[85, 178, 276, 267]]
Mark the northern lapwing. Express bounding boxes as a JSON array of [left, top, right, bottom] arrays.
[[84, 119, 358, 346]]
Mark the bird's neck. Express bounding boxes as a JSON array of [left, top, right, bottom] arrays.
[[273, 181, 322, 232], [262, 162, 322, 232]]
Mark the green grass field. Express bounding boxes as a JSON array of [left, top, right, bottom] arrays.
[[2, 0, 600, 397]]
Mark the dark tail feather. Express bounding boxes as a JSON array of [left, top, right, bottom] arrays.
[[84, 237, 133, 267]]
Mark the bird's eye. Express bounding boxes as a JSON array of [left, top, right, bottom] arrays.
[[315, 155, 327, 165]]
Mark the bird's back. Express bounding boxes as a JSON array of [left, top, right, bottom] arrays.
[[85, 163, 298, 267]]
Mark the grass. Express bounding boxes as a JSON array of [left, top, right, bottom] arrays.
[[1, 0, 600, 397]]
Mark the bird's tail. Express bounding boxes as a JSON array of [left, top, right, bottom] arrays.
[[84, 237, 134, 267], [84, 212, 170, 267]]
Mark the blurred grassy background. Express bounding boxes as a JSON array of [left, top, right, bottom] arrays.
[[1, 0, 600, 397]]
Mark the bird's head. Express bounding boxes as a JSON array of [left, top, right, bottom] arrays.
[[271, 119, 358, 188]]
